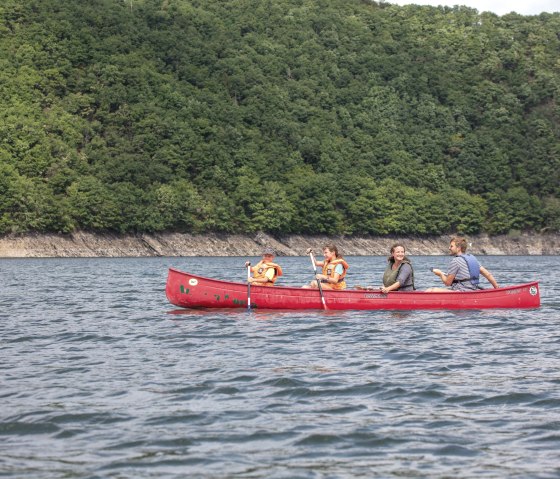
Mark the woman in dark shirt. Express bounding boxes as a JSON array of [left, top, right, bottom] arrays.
[[381, 243, 415, 293]]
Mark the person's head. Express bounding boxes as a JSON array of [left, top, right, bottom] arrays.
[[322, 243, 340, 259], [262, 248, 275, 261], [388, 243, 407, 263], [388, 243, 411, 263], [449, 236, 467, 255]]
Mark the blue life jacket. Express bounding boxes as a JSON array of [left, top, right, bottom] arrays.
[[456, 253, 480, 287]]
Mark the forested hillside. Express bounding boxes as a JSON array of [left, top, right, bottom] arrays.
[[1, 0, 559, 236]]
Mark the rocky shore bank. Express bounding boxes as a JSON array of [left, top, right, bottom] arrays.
[[0, 231, 559, 257]]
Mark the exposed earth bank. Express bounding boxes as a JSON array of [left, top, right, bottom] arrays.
[[1, 231, 559, 257]]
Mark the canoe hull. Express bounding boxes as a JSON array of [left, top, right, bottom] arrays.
[[166, 268, 541, 311]]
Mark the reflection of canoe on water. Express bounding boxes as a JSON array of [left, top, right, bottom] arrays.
[[166, 268, 541, 311]]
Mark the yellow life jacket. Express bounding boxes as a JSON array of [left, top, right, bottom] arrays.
[[321, 258, 349, 290], [251, 260, 283, 286]]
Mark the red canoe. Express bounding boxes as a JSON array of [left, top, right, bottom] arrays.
[[166, 268, 541, 311]]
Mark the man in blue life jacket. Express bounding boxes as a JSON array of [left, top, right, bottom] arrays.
[[427, 236, 499, 292]]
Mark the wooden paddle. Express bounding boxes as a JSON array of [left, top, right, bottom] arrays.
[[307, 248, 328, 310], [245, 261, 252, 311]]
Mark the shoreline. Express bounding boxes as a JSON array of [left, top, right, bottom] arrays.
[[0, 231, 559, 258]]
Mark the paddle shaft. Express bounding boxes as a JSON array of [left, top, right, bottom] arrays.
[[246, 263, 251, 311], [309, 251, 328, 310]]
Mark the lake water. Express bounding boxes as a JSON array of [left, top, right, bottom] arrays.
[[1, 255, 559, 478]]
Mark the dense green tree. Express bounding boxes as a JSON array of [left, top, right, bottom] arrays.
[[0, 0, 558, 235]]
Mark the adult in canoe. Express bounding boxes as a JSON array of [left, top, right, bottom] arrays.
[[303, 243, 349, 290], [381, 243, 415, 293], [427, 236, 499, 292], [245, 249, 283, 286]]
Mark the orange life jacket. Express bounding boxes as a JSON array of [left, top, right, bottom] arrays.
[[251, 260, 283, 286], [321, 258, 349, 290]]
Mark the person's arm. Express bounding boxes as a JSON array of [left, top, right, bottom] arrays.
[[432, 268, 455, 286], [314, 262, 325, 281], [432, 258, 460, 286], [381, 281, 401, 294], [264, 267, 276, 283], [306, 248, 323, 267], [480, 266, 499, 288]]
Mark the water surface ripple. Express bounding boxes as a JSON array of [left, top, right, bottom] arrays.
[[1, 256, 559, 478]]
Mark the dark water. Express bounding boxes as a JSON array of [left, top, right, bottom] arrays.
[[1, 255, 559, 478]]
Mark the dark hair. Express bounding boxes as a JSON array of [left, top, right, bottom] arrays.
[[387, 243, 410, 263], [323, 243, 341, 258], [450, 236, 468, 253]]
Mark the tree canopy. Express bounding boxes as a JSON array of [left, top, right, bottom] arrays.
[[1, 0, 559, 236]]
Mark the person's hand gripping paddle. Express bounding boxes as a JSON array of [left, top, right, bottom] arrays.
[[307, 248, 328, 310]]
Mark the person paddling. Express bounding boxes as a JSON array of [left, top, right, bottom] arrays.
[[245, 249, 283, 286], [302, 243, 349, 290]]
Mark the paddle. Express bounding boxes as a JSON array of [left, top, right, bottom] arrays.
[[245, 261, 252, 311], [307, 248, 328, 310]]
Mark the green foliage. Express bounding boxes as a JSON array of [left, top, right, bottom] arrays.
[[0, 0, 558, 236], [485, 187, 543, 234], [542, 197, 560, 232], [66, 176, 120, 230]]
